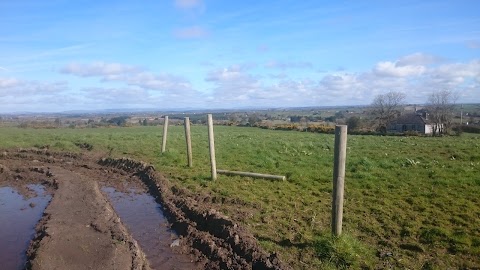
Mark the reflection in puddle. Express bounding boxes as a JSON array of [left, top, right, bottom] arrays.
[[102, 187, 196, 270], [0, 185, 51, 270]]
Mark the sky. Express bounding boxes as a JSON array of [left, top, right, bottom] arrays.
[[0, 0, 479, 112]]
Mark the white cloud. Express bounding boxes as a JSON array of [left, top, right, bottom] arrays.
[[122, 72, 194, 93], [0, 77, 68, 97], [206, 66, 254, 82], [0, 78, 19, 88], [0, 77, 73, 112], [76, 85, 205, 109], [425, 60, 480, 89], [5, 54, 478, 112], [82, 87, 149, 104], [432, 60, 480, 79], [61, 62, 141, 77], [319, 73, 361, 92], [173, 26, 209, 39], [268, 79, 316, 99], [60, 61, 196, 94], [205, 66, 324, 106], [265, 60, 313, 69], [204, 55, 480, 107], [345, 58, 479, 104], [396, 52, 443, 66], [0, 93, 85, 112], [373, 61, 426, 77], [205, 66, 262, 103]]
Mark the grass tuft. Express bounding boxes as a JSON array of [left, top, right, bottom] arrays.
[[314, 233, 374, 269]]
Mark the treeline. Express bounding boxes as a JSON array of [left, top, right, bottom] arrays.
[[289, 115, 323, 122], [453, 125, 480, 134]]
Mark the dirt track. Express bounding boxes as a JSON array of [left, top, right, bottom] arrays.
[[28, 166, 150, 270], [0, 149, 290, 270]]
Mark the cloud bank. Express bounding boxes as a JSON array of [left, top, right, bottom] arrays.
[[204, 54, 480, 107], [1, 53, 479, 112]]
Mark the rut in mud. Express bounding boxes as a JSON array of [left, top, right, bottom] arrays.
[[0, 148, 290, 270], [101, 186, 197, 269]]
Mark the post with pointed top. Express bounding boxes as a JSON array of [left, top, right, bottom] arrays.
[[332, 125, 347, 236], [207, 114, 217, 180], [161, 116, 169, 153], [184, 117, 193, 167]]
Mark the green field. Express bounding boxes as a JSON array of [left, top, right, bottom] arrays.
[[1, 125, 479, 269]]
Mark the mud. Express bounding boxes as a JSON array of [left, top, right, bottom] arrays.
[[0, 149, 290, 270]]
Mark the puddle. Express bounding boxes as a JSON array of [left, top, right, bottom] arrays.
[[102, 186, 197, 270], [0, 185, 51, 270]]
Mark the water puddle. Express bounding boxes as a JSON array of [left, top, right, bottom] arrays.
[[102, 186, 197, 270], [0, 185, 51, 270]]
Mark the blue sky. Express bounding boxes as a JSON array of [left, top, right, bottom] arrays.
[[1, 0, 479, 112]]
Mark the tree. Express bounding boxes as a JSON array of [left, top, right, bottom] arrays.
[[371, 91, 406, 132], [289, 115, 302, 122], [248, 113, 260, 126], [325, 116, 336, 123], [228, 113, 240, 125], [299, 116, 308, 128], [426, 90, 458, 136], [346, 116, 361, 130], [335, 111, 345, 119], [108, 116, 129, 126]]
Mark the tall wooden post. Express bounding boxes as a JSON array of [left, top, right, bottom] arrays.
[[332, 125, 347, 236], [161, 116, 169, 153], [207, 114, 217, 180], [184, 117, 193, 167]]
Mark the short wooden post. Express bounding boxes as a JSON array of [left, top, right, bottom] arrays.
[[184, 117, 193, 167], [161, 116, 169, 153], [332, 125, 347, 236], [207, 114, 217, 180]]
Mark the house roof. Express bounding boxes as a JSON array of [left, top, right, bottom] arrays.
[[391, 113, 431, 125]]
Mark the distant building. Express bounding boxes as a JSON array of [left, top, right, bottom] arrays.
[[389, 109, 434, 134]]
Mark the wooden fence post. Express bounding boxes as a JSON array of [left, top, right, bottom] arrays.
[[184, 117, 193, 167], [217, 170, 286, 181], [207, 114, 217, 180], [161, 116, 169, 153], [332, 125, 347, 236]]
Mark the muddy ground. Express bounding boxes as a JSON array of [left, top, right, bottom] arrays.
[[0, 148, 290, 270]]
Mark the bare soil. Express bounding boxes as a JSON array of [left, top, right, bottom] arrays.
[[0, 148, 290, 270]]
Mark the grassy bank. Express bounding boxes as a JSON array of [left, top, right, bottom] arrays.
[[1, 125, 479, 269]]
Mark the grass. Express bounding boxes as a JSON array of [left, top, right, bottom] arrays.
[[1, 125, 480, 269]]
